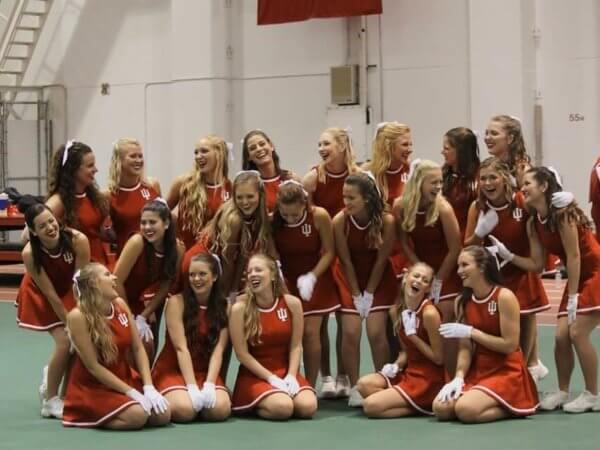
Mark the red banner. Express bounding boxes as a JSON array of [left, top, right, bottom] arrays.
[[257, 0, 383, 25]]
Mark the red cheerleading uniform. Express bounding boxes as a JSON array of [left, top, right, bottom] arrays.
[[443, 175, 478, 238], [533, 215, 600, 317], [16, 247, 76, 331], [380, 299, 445, 415], [273, 209, 340, 316], [232, 296, 313, 412], [462, 287, 539, 415], [74, 193, 108, 265], [152, 302, 227, 394], [262, 175, 281, 213], [63, 301, 143, 427], [311, 167, 347, 217], [334, 214, 398, 314], [406, 212, 461, 301], [385, 165, 409, 207], [177, 181, 232, 250], [110, 182, 159, 255], [589, 156, 600, 241], [483, 195, 549, 314]]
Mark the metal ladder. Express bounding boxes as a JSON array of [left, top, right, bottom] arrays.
[[0, 0, 54, 85]]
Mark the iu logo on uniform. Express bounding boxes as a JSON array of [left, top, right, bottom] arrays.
[[223, 191, 230, 201], [118, 313, 129, 327], [401, 172, 409, 183], [63, 251, 74, 264], [276, 308, 288, 322], [488, 301, 498, 316], [301, 223, 312, 237], [512, 208, 523, 222], [140, 188, 151, 200]]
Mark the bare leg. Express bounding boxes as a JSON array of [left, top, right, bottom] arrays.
[[303, 315, 324, 386], [103, 404, 148, 430], [46, 327, 71, 399], [164, 390, 196, 423], [569, 312, 600, 394], [340, 314, 362, 385], [319, 315, 331, 377], [520, 314, 537, 366], [255, 393, 294, 421], [362, 387, 416, 418], [356, 373, 388, 398], [455, 390, 510, 424], [292, 390, 317, 419], [200, 390, 232, 422], [555, 317, 575, 392], [437, 301, 457, 376], [365, 311, 390, 371]]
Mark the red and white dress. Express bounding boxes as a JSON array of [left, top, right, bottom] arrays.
[[311, 167, 347, 218], [384, 165, 410, 276], [74, 193, 108, 265], [273, 209, 340, 316], [379, 299, 445, 415], [232, 296, 313, 412], [152, 302, 228, 394], [444, 174, 478, 238], [405, 211, 461, 301], [462, 287, 539, 415], [63, 301, 143, 427], [16, 247, 76, 331], [334, 215, 398, 314], [262, 175, 281, 214], [534, 215, 600, 317], [110, 182, 159, 255], [483, 195, 549, 315]]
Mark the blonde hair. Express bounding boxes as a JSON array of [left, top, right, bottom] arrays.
[[317, 127, 358, 183], [401, 160, 441, 232], [203, 171, 271, 262], [242, 254, 288, 345], [476, 157, 515, 211], [107, 138, 143, 194], [179, 135, 229, 239], [368, 122, 411, 202], [71, 263, 118, 365], [392, 262, 434, 331]]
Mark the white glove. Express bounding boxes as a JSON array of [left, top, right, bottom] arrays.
[[436, 377, 465, 402], [551, 191, 574, 208], [126, 388, 152, 415], [487, 235, 514, 262], [267, 374, 288, 391], [474, 209, 499, 238], [567, 294, 578, 325], [283, 374, 300, 396], [401, 309, 417, 336], [439, 322, 473, 339], [135, 315, 154, 343], [296, 272, 317, 301], [143, 384, 169, 414], [200, 382, 217, 409], [431, 278, 443, 304], [352, 294, 365, 317], [361, 291, 374, 318], [380, 363, 400, 378], [186, 383, 204, 412]]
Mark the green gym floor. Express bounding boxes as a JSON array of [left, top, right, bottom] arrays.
[[1, 277, 599, 450]]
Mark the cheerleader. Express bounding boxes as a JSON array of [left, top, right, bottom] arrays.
[[433, 246, 538, 423], [302, 127, 358, 398], [357, 262, 445, 418], [464, 157, 550, 380], [441, 127, 480, 237], [107, 138, 161, 255], [16, 197, 90, 418], [588, 156, 600, 240], [46, 141, 110, 264], [491, 167, 600, 412], [394, 160, 461, 321], [166, 135, 231, 249], [334, 172, 398, 406], [242, 130, 298, 212], [230, 253, 317, 419], [152, 253, 231, 422], [63, 263, 170, 429], [272, 180, 339, 386], [114, 199, 184, 359]]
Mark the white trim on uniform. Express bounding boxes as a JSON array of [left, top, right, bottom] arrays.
[[470, 385, 538, 415], [520, 304, 552, 315], [303, 304, 340, 317], [118, 182, 142, 192], [16, 318, 64, 331], [62, 400, 140, 428]]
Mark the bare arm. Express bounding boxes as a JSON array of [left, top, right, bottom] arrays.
[[470, 288, 520, 354], [436, 199, 461, 281], [310, 207, 336, 277], [405, 305, 444, 365], [166, 175, 185, 210], [302, 168, 318, 203], [147, 177, 162, 197], [206, 327, 229, 384], [463, 201, 482, 246], [365, 213, 396, 294], [113, 234, 144, 303], [393, 199, 419, 265], [509, 218, 545, 272], [284, 295, 304, 376], [164, 295, 197, 385], [558, 218, 581, 296], [220, 215, 243, 294], [333, 212, 360, 296], [72, 231, 91, 270]]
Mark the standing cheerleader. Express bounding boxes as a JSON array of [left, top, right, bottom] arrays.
[[272, 180, 339, 386], [588, 156, 600, 240], [230, 253, 317, 419], [492, 167, 600, 412], [441, 127, 480, 237], [152, 253, 231, 422], [167, 135, 231, 249], [357, 262, 445, 418], [47, 141, 110, 264], [302, 127, 358, 398], [394, 160, 461, 320], [16, 198, 90, 418], [464, 157, 550, 379], [242, 130, 298, 212], [108, 138, 161, 255], [114, 199, 184, 359], [334, 172, 398, 406], [433, 246, 538, 423], [63, 263, 170, 429]]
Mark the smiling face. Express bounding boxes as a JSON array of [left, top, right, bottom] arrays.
[[392, 132, 413, 165], [278, 201, 306, 225], [457, 251, 482, 289], [246, 134, 274, 168], [75, 152, 98, 188], [235, 181, 260, 217], [420, 168, 443, 204], [479, 165, 506, 204], [521, 171, 546, 208], [246, 255, 274, 295], [140, 210, 168, 245], [318, 132, 344, 166], [441, 136, 457, 167], [342, 183, 366, 216], [188, 259, 216, 300], [404, 264, 433, 300], [31, 209, 60, 247], [484, 120, 511, 159], [95, 265, 118, 300], [120, 143, 144, 178], [194, 138, 218, 175]]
